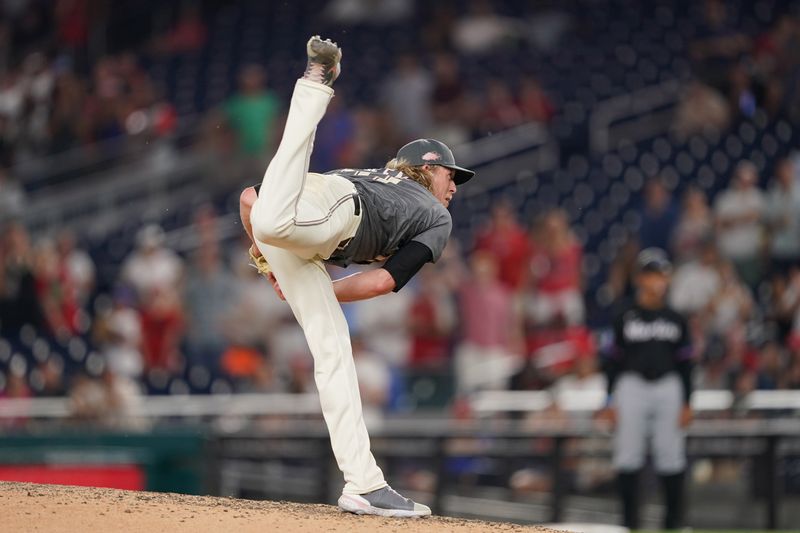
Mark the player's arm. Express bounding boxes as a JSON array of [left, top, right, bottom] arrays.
[[596, 314, 624, 425], [332, 242, 432, 302], [239, 185, 260, 256], [241, 185, 280, 297], [331, 269, 396, 303], [675, 315, 694, 427], [602, 314, 625, 404]]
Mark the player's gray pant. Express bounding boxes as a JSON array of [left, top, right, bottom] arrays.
[[612, 372, 686, 474], [250, 79, 386, 495]]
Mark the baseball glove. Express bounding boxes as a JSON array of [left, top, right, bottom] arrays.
[[248, 246, 272, 277]]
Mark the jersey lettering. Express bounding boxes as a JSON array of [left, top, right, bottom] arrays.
[[328, 168, 408, 185], [372, 174, 403, 185], [623, 317, 681, 343]]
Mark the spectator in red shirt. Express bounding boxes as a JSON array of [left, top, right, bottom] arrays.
[[523, 210, 594, 377], [474, 200, 530, 290], [55, 0, 88, 53], [408, 267, 456, 371], [32, 238, 79, 338], [455, 251, 523, 393], [151, 5, 208, 56], [139, 285, 184, 372], [524, 323, 596, 379], [525, 208, 584, 328]]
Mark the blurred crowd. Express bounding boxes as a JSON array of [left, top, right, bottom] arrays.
[[3, 150, 800, 424], [676, 0, 800, 137], [0, 1, 183, 165], [0, 0, 558, 178], [607, 157, 800, 398], [1, 0, 800, 428], [200, 8, 557, 182]]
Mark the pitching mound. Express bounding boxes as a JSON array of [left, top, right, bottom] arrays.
[[3, 481, 561, 533]]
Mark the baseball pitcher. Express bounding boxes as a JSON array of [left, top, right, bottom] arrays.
[[238, 36, 474, 517]]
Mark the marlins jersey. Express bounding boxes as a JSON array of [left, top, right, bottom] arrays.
[[606, 303, 693, 401], [324, 167, 452, 267]]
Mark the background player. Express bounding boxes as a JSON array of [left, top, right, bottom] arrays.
[[237, 36, 474, 517], [598, 247, 694, 530]]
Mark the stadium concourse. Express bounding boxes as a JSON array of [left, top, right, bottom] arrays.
[[1, 0, 800, 529]]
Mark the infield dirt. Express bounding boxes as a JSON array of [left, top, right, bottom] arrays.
[[2, 481, 561, 533]]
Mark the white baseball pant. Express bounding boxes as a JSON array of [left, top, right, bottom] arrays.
[[612, 372, 686, 474], [249, 78, 386, 495]]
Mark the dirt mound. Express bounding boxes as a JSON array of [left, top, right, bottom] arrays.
[[2, 481, 560, 533]]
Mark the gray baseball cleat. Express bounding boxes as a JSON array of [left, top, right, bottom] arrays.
[[338, 485, 431, 518], [303, 35, 342, 87]]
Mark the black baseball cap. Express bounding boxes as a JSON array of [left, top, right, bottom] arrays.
[[636, 247, 672, 274], [396, 138, 475, 185]]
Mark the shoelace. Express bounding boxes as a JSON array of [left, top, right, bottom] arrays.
[[303, 62, 326, 85]]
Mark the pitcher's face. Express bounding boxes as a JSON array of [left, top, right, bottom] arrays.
[[428, 165, 457, 207]]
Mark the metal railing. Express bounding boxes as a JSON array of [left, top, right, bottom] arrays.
[[6, 113, 211, 238], [0, 392, 322, 419], [471, 389, 800, 414], [1, 389, 798, 420], [454, 122, 559, 199], [589, 79, 684, 154], [21, 148, 213, 238], [12, 114, 202, 191], [214, 416, 799, 530]]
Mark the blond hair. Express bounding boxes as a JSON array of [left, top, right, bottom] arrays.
[[385, 158, 434, 192]]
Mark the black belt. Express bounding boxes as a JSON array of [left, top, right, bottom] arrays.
[[336, 193, 361, 251]]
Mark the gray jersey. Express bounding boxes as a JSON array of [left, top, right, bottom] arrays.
[[324, 168, 452, 267]]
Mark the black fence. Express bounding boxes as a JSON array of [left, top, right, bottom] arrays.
[[213, 418, 800, 530]]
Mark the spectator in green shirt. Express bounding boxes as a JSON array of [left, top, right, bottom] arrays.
[[224, 64, 281, 156]]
